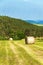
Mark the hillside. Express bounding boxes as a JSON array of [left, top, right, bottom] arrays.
[[0, 16, 43, 40], [34, 24, 43, 26]]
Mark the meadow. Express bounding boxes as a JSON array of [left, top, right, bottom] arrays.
[[0, 39, 43, 65]]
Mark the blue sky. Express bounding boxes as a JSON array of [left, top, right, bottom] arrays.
[[0, 0, 43, 20]]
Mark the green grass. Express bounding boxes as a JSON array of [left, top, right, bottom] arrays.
[[0, 39, 43, 65]]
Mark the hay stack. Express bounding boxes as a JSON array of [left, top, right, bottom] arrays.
[[9, 38, 13, 40], [25, 36, 35, 44]]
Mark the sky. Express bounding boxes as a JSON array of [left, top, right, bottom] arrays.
[[0, 0, 43, 20]]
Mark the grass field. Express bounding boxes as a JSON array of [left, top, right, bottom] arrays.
[[0, 39, 43, 65]]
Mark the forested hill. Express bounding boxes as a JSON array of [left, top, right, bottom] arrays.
[[0, 16, 43, 40]]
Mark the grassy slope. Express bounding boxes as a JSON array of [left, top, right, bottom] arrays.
[[0, 40, 43, 65]]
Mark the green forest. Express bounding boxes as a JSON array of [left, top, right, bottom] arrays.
[[0, 16, 43, 40]]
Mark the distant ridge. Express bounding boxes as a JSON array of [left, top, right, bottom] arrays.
[[25, 20, 43, 25]]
